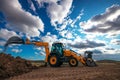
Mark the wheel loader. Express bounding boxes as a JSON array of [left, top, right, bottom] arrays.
[[4, 36, 97, 67]]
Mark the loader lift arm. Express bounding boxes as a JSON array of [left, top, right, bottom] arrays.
[[25, 39, 50, 64]]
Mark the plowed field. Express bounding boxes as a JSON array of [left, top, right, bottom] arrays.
[[7, 62, 120, 80]]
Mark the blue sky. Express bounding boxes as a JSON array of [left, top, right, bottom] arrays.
[[0, 0, 120, 61]]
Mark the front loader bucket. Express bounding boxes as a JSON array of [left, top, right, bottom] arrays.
[[86, 59, 97, 67], [3, 36, 25, 52]]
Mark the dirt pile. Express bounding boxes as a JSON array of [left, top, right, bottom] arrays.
[[0, 52, 34, 79]]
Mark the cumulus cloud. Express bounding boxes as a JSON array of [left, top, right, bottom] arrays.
[[47, 0, 73, 26], [41, 32, 58, 47], [27, 0, 36, 11], [93, 54, 120, 61], [37, 0, 58, 7], [59, 30, 74, 39], [37, 0, 82, 32], [34, 47, 46, 56], [104, 49, 120, 54], [35, 51, 46, 56], [71, 9, 84, 27], [111, 39, 120, 45], [0, 48, 3, 52], [11, 48, 22, 53], [68, 40, 105, 49], [0, 28, 19, 46], [35, 52, 39, 55], [106, 48, 115, 50], [96, 47, 120, 54], [0, 0, 44, 37], [80, 5, 120, 35], [106, 31, 120, 38], [58, 11, 84, 38], [0, 41, 6, 46], [0, 29, 18, 41], [55, 9, 84, 31], [37, 0, 73, 27], [92, 49, 103, 54]]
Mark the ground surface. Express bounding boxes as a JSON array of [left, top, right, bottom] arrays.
[[7, 62, 120, 80]]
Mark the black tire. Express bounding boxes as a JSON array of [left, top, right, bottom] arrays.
[[48, 55, 61, 67], [59, 62, 63, 66], [69, 57, 78, 67]]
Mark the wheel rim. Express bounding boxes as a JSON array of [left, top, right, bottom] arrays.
[[50, 56, 57, 65], [70, 59, 76, 66]]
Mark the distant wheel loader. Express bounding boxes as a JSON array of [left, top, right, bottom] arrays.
[[4, 36, 97, 67]]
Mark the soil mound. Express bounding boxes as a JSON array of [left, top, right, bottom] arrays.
[[0, 52, 34, 79]]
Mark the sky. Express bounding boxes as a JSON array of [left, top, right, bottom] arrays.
[[0, 0, 120, 61]]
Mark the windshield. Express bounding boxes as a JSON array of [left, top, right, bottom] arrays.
[[51, 43, 64, 56]]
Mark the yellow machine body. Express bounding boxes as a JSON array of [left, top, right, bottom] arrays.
[[25, 39, 96, 67]]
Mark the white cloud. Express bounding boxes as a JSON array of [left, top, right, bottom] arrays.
[[41, 32, 58, 47], [85, 34, 97, 40], [80, 5, 120, 36], [47, 0, 73, 26], [0, 41, 6, 46], [31, 3, 36, 11], [104, 49, 120, 54], [34, 47, 46, 56], [57, 9, 84, 39], [59, 38, 73, 44], [59, 30, 74, 39], [94, 47, 120, 54], [35, 52, 39, 55], [0, 0, 44, 37], [0, 48, 3, 52], [105, 30, 120, 39], [37, 0, 82, 32], [11, 48, 22, 53], [55, 9, 84, 31], [65, 32, 73, 39], [71, 9, 84, 27], [68, 40, 105, 49], [35, 47, 42, 51], [0, 29, 18, 41], [40, 51, 46, 56], [111, 39, 120, 45], [27, 0, 36, 11], [37, 0, 58, 7], [37, 0, 73, 28]]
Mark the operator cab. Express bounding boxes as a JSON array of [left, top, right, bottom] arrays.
[[51, 42, 64, 56], [84, 51, 93, 59]]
